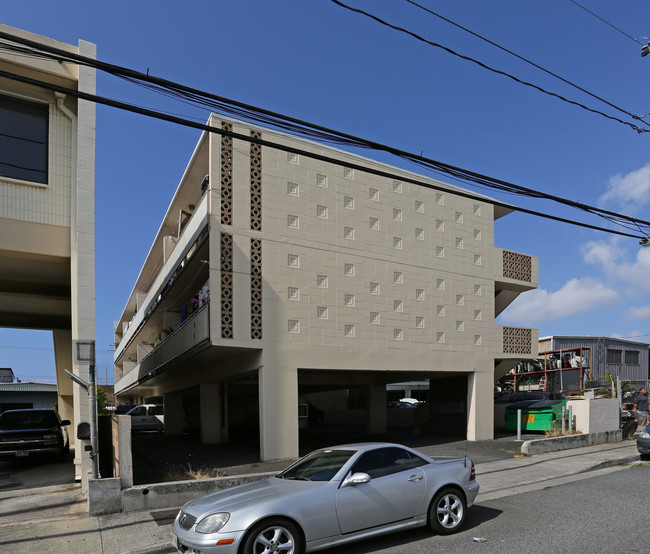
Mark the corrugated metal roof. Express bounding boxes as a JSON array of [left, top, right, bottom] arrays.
[[0, 382, 57, 392]]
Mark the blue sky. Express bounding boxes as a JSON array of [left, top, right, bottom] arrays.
[[2, 0, 650, 383]]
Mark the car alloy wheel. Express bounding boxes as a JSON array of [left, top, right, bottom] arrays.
[[243, 518, 303, 554], [428, 487, 466, 535]]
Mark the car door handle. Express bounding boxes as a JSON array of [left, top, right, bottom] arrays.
[[408, 474, 423, 482]]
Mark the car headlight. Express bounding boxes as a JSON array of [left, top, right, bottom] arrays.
[[640, 431, 650, 439], [195, 512, 230, 534]]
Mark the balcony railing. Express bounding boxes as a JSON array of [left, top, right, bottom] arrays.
[[115, 304, 210, 394], [500, 325, 538, 356], [114, 194, 209, 362], [501, 250, 533, 283]]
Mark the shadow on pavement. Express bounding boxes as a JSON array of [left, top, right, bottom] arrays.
[[131, 424, 539, 485]]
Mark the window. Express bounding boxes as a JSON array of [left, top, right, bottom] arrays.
[[279, 449, 355, 482], [607, 349, 622, 364], [350, 447, 425, 479], [625, 351, 640, 365], [0, 94, 48, 184]]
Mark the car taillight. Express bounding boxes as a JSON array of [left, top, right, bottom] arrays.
[[470, 460, 476, 481]]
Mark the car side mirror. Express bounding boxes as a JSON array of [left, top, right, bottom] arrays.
[[342, 472, 371, 488], [60, 419, 71, 426]]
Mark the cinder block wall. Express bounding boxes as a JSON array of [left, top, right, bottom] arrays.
[[568, 398, 618, 434]]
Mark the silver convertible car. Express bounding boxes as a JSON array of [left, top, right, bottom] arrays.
[[171, 442, 479, 554]]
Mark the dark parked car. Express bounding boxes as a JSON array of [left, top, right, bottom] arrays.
[[494, 391, 566, 404], [0, 408, 70, 462]]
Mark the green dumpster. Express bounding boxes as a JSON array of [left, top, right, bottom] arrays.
[[505, 399, 567, 432]]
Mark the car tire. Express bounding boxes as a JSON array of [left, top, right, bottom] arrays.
[[427, 487, 467, 535], [622, 419, 637, 439], [241, 518, 303, 554]]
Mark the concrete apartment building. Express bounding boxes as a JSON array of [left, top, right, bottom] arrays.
[[113, 114, 538, 462], [0, 25, 96, 484]]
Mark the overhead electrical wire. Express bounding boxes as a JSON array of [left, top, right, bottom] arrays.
[[1, 30, 649, 241], [568, 0, 645, 46], [329, 0, 649, 134], [404, 0, 650, 127], [1, 67, 647, 242]]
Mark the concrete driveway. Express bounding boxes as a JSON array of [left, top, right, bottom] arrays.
[[0, 449, 75, 492]]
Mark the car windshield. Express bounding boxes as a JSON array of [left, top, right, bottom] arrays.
[[278, 449, 356, 481], [0, 411, 59, 430]]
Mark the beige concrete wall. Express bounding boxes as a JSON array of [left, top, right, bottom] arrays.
[[1, 27, 97, 488], [568, 398, 619, 434], [202, 117, 532, 455]]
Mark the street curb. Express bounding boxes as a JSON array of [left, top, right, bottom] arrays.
[[588, 454, 642, 470], [117, 544, 176, 554]]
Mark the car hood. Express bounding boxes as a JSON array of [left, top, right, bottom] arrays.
[[0, 426, 58, 435], [183, 477, 317, 517]]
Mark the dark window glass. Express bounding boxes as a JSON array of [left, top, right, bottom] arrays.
[[0, 94, 48, 184], [279, 449, 356, 482], [625, 351, 639, 365], [607, 349, 622, 364], [0, 410, 59, 430], [351, 447, 417, 479]]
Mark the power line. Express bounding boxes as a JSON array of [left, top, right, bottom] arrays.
[[404, 0, 650, 127], [0, 66, 646, 242], [568, 0, 645, 46], [1, 29, 650, 239], [2, 28, 650, 236], [329, 0, 649, 134]]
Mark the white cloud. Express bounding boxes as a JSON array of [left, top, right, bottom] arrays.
[[500, 278, 619, 326], [623, 306, 650, 321], [610, 330, 650, 343], [583, 238, 650, 293], [599, 163, 650, 212], [582, 239, 622, 267]]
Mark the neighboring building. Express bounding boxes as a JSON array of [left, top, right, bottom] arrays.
[[113, 114, 538, 462], [0, 25, 96, 485], [0, 368, 14, 383], [0, 382, 58, 412], [539, 336, 650, 386]]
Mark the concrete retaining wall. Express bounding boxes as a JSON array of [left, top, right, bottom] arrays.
[[120, 471, 276, 513], [521, 429, 622, 455], [88, 471, 276, 515]]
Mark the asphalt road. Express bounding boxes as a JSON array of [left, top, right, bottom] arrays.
[[327, 463, 650, 554]]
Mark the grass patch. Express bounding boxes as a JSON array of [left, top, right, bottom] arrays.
[[544, 428, 581, 438], [164, 463, 226, 482]]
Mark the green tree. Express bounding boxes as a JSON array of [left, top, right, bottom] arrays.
[[97, 386, 109, 415]]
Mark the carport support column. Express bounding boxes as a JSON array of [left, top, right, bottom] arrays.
[[200, 383, 227, 444], [163, 392, 184, 436], [259, 365, 299, 461], [467, 368, 494, 441], [367, 383, 387, 435]]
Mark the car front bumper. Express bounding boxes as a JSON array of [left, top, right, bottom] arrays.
[[0, 445, 62, 458], [172, 526, 245, 554], [637, 436, 650, 454]]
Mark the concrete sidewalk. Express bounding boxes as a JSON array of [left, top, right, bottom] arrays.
[[0, 440, 642, 554]]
